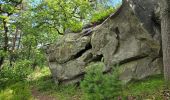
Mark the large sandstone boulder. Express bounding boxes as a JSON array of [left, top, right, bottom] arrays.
[[46, 0, 162, 84]]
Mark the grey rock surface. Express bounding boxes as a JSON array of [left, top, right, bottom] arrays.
[[46, 0, 162, 84]]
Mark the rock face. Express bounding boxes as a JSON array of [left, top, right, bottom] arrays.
[[46, 0, 162, 84]]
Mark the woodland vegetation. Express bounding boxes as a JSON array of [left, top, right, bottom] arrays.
[[0, 0, 170, 100]]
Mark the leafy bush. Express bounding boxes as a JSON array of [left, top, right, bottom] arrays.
[[90, 7, 115, 24], [65, 7, 117, 33], [67, 20, 83, 33], [70, 22, 83, 33], [0, 82, 32, 100], [0, 60, 32, 82], [81, 62, 122, 100], [0, 50, 7, 57], [18, 46, 46, 68]]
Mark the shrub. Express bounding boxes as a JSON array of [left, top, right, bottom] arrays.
[[0, 60, 32, 82], [0, 82, 32, 100], [90, 7, 115, 24], [68, 20, 83, 33], [0, 50, 7, 57], [80, 62, 122, 100]]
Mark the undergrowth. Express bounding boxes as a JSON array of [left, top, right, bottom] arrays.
[[123, 75, 165, 99], [81, 62, 122, 100], [30, 67, 82, 100], [0, 64, 166, 100], [0, 81, 33, 100]]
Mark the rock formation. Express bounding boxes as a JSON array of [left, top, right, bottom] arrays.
[[46, 0, 162, 84]]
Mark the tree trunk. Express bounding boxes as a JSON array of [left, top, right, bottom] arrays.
[[161, 0, 170, 83], [0, 57, 4, 68], [3, 19, 9, 52], [9, 28, 19, 67], [12, 28, 19, 51], [0, 19, 9, 68], [17, 32, 22, 50]]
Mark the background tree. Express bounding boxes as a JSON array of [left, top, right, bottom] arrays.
[[161, 0, 170, 84], [0, 0, 23, 67], [0, 0, 117, 69]]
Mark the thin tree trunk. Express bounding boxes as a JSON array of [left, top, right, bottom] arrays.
[[0, 19, 9, 68], [10, 28, 18, 67], [12, 28, 19, 51], [17, 32, 22, 50], [161, 0, 170, 83], [0, 57, 4, 68], [27, 44, 32, 59], [3, 19, 9, 52]]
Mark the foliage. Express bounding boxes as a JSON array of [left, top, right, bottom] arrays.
[[68, 20, 83, 33], [0, 50, 7, 57], [18, 48, 46, 67], [0, 0, 121, 70], [0, 60, 32, 82], [90, 7, 115, 24], [0, 67, 166, 100], [0, 0, 125, 99], [25, 0, 92, 34], [80, 62, 122, 100], [28, 67, 52, 88], [0, 82, 33, 100]]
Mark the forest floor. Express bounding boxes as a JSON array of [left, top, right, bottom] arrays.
[[31, 87, 56, 100], [28, 67, 82, 100], [0, 67, 169, 100]]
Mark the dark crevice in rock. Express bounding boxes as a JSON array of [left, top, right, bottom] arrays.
[[71, 43, 92, 59], [159, 46, 163, 57], [84, 53, 93, 62], [153, 3, 161, 26], [152, 17, 161, 28], [151, 56, 161, 64], [58, 43, 93, 64], [148, 57, 162, 72], [92, 55, 103, 62], [84, 55, 103, 67], [118, 55, 148, 65], [47, 0, 162, 85], [152, 18, 161, 37], [113, 27, 120, 55]]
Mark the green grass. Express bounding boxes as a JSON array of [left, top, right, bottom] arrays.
[[33, 76, 82, 100], [0, 66, 166, 100], [123, 75, 165, 99], [30, 67, 82, 100], [0, 67, 82, 100], [0, 81, 33, 100]]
